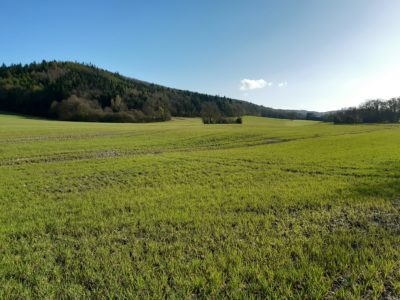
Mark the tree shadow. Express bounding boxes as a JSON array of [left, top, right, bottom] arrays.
[[0, 111, 54, 121]]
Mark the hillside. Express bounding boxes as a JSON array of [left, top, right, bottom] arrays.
[[0, 61, 315, 122]]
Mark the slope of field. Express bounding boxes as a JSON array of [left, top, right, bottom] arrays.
[[0, 114, 399, 298]]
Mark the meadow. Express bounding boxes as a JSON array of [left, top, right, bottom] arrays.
[[0, 114, 399, 299]]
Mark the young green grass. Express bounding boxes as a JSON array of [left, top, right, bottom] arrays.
[[0, 114, 399, 299]]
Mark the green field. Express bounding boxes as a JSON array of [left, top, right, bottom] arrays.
[[0, 114, 399, 299]]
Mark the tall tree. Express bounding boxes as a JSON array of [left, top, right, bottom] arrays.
[[201, 102, 221, 124]]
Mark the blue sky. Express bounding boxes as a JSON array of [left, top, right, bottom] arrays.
[[1, 0, 400, 111]]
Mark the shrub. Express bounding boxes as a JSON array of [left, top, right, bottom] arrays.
[[202, 116, 243, 124], [50, 95, 169, 123], [51, 95, 104, 121]]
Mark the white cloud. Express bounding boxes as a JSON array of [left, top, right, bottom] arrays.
[[240, 79, 271, 91], [278, 82, 288, 87]]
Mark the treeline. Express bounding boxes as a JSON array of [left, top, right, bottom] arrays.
[[328, 98, 400, 124], [0, 61, 316, 122]]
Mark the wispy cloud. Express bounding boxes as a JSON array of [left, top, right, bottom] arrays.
[[278, 81, 288, 87], [240, 79, 271, 91]]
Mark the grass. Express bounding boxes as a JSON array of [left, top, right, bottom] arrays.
[[0, 114, 399, 299]]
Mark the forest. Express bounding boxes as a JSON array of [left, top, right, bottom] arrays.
[[329, 98, 400, 124], [0, 61, 311, 123]]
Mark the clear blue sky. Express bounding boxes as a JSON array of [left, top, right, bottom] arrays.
[[2, 0, 400, 111]]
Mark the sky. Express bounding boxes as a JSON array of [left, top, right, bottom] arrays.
[[1, 0, 400, 111]]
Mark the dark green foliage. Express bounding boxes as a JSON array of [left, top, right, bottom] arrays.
[[305, 112, 322, 121], [50, 95, 146, 123], [0, 61, 314, 122], [201, 102, 243, 124], [202, 117, 242, 124], [330, 98, 400, 124], [0, 61, 173, 122]]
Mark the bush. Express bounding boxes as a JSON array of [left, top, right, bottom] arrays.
[[50, 95, 170, 123], [202, 116, 243, 124], [51, 96, 104, 121]]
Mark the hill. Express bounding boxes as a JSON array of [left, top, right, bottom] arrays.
[[0, 61, 316, 122]]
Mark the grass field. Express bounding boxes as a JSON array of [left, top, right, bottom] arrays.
[[0, 114, 399, 299]]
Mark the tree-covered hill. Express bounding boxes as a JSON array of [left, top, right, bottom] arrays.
[[0, 61, 315, 122], [326, 98, 400, 124]]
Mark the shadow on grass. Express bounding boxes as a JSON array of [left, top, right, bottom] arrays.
[[353, 179, 400, 201], [349, 162, 400, 211], [0, 110, 53, 121]]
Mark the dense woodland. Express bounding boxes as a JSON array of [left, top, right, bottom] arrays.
[[3, 61, 395, 124], [328, 98, 400, 124], [0, 61, 313, 123]]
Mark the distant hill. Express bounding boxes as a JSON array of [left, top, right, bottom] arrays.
[[0, 61, 319, 122]]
